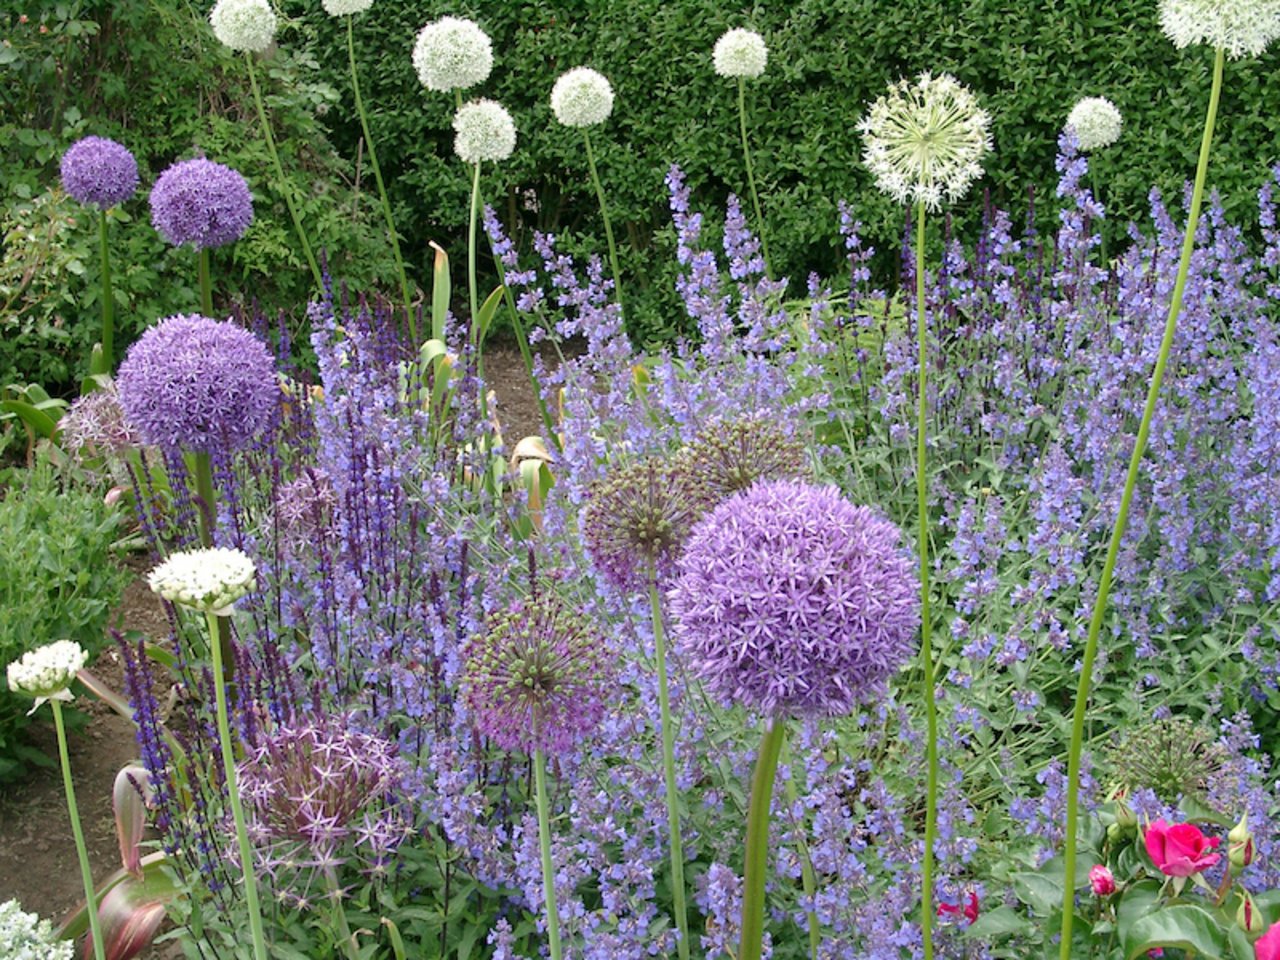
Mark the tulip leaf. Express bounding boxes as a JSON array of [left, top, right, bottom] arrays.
[[1121, 903, 1226, 960], [430, 240, 450, 343]]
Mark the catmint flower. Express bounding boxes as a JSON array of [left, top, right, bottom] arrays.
[[669, 480, 919, 718], [116, 313, 277, 453], [321, 0, 373, 15], [859, 71, 992, 210], [674, 416, 811, 518], [412, 16, 493, 92], [1159, 0, 1280, 58], [59, 136, 138, 209], [459, 592, 613, 756], [147, 547, 256, 614], [0, 900, 73, 960], [1066, 96, 1122, 151], [550, 67, 614, 128], [6, 641, 87, 714], [452, 99, 516, 164], [209, 0, 277, 53], [149, 157, 253, 250], [713, 28, 768, 78]]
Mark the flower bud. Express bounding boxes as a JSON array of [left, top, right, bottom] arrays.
[[1110, 785, 1138, 832], [1089, 864, 1116, 897], [1229, 814, 1256, 869], [1238, 892, 1266, 936]]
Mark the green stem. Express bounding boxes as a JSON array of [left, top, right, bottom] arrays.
[[246, 53, 324, 292], [191, 451, 215, 549], [1057, 46, 1224, 960], [206, 610, 269, 960], [52, 699, 106, 960], [738, 77, 771, 279], [533, 747, 563, 960], [781, 743, 821, 960], [468, 160, 481, 347], [347, 16, 414, 342], [583, 128, 624, 313], [650, 578, 690, 960], [324, 865, 360, 960], [740, 717, 787, 960], [198, 247, 212, 318], [98, 209, 114, 371]]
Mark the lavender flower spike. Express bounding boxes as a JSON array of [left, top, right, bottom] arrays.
[[149, 157, 253, 250], [60, 136, 138, 209]]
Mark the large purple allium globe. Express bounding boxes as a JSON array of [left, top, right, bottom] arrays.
[[60, 136, 138, 209], [116, 314, 278, 453], [669, 480, 919, 718], [149, 157, 253, 249]]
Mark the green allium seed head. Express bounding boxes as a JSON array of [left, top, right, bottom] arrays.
[[1107, 715, 1228, 807]]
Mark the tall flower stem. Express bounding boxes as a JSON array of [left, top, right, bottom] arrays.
[[324, 865, 360, 960], [533, 746, 563, 960], [52, 699, 105, 960], [492, 261, 559, 451], [737, 77, 771, 278], [740, 717, 786, 960], [245, 53, 324, 293], [649, 578, 690, 960], [1057, 46, 1224, 960], [97, 209, 114, 371], [467, 161, 481, 347], [191, 451, 232, 676], [198, 248, 213, 318], [346, 16, 415, 343], [205, 609, 269, 960], [582, 128, 624, 312]]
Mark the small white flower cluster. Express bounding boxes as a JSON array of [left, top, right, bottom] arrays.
[[148, 547, 257, 615], [412, 16, 493, 92], [0, 900, 73, 960], [7, 641, 86, 713], [452, 98, 517, 164], [321, 0, 373, 15], [550, 67, 614, 128], [713, 28, 768, 78], [1066, 96, 1123, 152], [1159, 0, 1280, 58], [209, 0, 277, 53]]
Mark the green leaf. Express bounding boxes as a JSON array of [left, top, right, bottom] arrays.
[[964, 905, 1035, 939], [1121, 904, 1226, 960], [1010, 871, 1063, 915]]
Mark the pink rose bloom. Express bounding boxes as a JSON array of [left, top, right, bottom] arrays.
[[1257, 922, 1280, 960], [1089, 864, 1116, 896], [936, 891, 979, 924], [1144, 819, 1221, 877]]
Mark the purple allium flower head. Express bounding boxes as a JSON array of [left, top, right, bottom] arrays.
[[674, 415, 811, 519], [60, 380, 141, 462], [116, 313, 277, 453], [460, 592, 613, 756], [669, 480, 919, 717], [149, 157, 253, 249], [60, 136, 138, 209]]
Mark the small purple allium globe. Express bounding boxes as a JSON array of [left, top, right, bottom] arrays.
[[149, 157, 253, 249], [60, 136, 138, 209], [116, 314, 278, 453], [669, 480, 919, 718]]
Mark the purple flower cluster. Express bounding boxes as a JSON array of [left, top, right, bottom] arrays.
[[60, 135, 138, 209], [149, 157, 253, 249]]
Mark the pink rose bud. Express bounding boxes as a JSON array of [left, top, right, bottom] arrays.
[[1230, 814, 1256, 869], [1144, 818, 1221, 877], [1089, 864, 1116, 896], [1238, 893, 1266, 936]]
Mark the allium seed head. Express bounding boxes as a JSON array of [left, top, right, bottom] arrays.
[[7, 641, 87, 713], [321, 0, 373, 15], [675, 416, 811, 518], [1066, 97, 1123, 152], [713, 28, 768, 79], [59, 136, 138, 209], [669, 480, 919, 718], [1159, 0, 1280, 58], [209, 0, 277, 53], [452, 99, 516, 164], [412, 16, 493, 92], [149, 157, 253, 250], [859, 72, 992, 211], [550, 67, 615, 128], [1107, 716, 1228, 807], [275, 468, 337, 557], [60, 381, 141, 464], [147, 547, 256, 614]]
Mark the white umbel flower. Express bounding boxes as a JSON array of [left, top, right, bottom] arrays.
[[1066, 97, 1123, 151], [209, 0, 277, 53], [859, 72, 992, 211], [412, 16, 493, 92], [322, 0, 373, 15], [550, 67, 614, 127], [453, 99, 516, 163], [7, 641, 87, 714], [148, 547, 257, 615], [0, 900, 73, 960], [1159, 0, 1280, 58], [713, 28, 768, 78]]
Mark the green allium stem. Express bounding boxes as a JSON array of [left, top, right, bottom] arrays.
[[324, 865, 360, 960], [347, 16, 415, 343], [52, 699, 106, 960], [650, 578, 691, 960], [245, 53, 324, 293], [192, 451, 215, 549], [582, 128, 624, 313], [468, 160, 481, 346], [533, 746, 563, 960], [198, 247, 213, 318], [738, 77, 771, 279], [740, 717, 786, 960], [1057, 45, 1224, 960], [98, 209, 114, 371], [206, 610, 269, 960]]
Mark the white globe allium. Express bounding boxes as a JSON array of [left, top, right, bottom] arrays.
[[1159, 0, 1280, 58], [322, 0, 373, 15], [1066, 96, 1123, 152], [550, 67, 615, 128], [859, 72, 992, 211], [7, 641, 87, 713], [713, 28, 768, 79], [148, 547, 257, 615], [412, 16, 493, 92], [0, 900, 74, 960], [452, 99, 516, 164], [209, 0, 277, 53]]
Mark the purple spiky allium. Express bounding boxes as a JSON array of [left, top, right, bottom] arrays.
[[59, 136, 138, 209], [116, 313, 277, 453], [149, 157, 253, 249], [669, 480, 919, 718], [460, 592, 613, 756]]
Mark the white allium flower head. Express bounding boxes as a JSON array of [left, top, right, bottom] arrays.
[[148, 547, 257, 615], [0, 900, 74, 960], [1159, 0, 1280, 58], [7, 641, 87, 714], [412, 16, 493, 92], [1066, 96, 1123, 152], [859, 71, 992, 211], [713, 28, 768, 79], [322, 0, 373, 15], [209, 0, 277, 53], [550, 67, 615, 128], [452, 99, 516, 164]]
